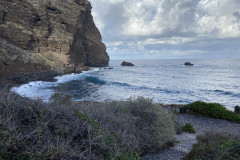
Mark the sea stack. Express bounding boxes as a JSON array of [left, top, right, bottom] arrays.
[[184, 62, 194, 66], [0, 0, 109, 80], [121, 61, 134, 66]]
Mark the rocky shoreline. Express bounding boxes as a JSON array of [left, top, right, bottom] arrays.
[[0, 66, 91, 89]]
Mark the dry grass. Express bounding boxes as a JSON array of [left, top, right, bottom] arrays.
[[0, 90, 176, 159]]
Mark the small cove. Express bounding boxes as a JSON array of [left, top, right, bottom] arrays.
[[11, 59, 240, 111]]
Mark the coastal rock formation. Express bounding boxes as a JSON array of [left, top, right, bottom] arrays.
[[235, 105, 240, 114], [0, 0, 109, 80], [184, 62, 194, 66], [121, 61, 134, 66]]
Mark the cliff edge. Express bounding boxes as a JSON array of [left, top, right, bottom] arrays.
[[0, 0, 109, 80]]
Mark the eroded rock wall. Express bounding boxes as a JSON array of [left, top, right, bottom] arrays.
[[0, 0, 109, 79]]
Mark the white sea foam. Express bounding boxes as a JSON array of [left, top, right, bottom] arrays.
[[11, 67, 102, 101], [11, 81, 56, 101]]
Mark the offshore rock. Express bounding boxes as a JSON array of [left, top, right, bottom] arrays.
[[184, 62, 194, 66], [121, 61, 134, 66], [0, 0, 109, 80], [235, 105, 240, 114]]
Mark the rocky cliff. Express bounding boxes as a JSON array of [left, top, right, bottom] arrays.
[[0, 0, 109, 80]]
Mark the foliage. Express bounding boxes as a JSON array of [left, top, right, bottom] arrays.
[[0, 89, 141, 159], [185, 101, 240, 122], [174, 122, 183, 134], [80, 97, 176, 154], [181, 123, 196, 133], [184, 132, 240, 160], [50, 92, 73, 104], [0, 90, 176, 159]]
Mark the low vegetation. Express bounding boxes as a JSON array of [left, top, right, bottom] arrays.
[[184, 132, 240, 160], [80, 97, 176, 154], [185, 101, 240, 123], [181, 123, 196, 133], [0, 90, 175, 159]]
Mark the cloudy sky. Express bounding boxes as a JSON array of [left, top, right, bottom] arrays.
[[90, 0, 240, 60]]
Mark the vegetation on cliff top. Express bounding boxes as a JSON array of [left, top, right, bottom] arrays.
[[0, 90, 175, 159]]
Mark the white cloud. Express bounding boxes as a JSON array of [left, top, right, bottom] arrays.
[[195, 0, 240, 38], [89, 0, 240, 59], [139, 37, 196, 45], [91, 0, 240, 38], [105, 41, 124, 47]]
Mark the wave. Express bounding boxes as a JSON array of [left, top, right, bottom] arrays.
[[213, 90, 240, 98], [85, 76, 107, 85], [84, 75, 181, 95]]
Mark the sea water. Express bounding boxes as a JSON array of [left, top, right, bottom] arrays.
[[12, 59, 240, 110]]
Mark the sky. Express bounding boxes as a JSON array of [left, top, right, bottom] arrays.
[[90, 0, 240, 60]]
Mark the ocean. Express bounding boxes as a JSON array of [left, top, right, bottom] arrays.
[[12, 59, 240, 110]]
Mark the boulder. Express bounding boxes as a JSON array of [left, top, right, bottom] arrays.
[[121, 61, 134, 66], [184, 62, 194, 66], [234, 105, 240, 114]]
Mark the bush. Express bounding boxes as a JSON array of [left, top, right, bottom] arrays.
[[0, 90, 175, 159], [50, 92, 73, 104], [185, 101, 240, 122], [181, 123, 196, 133], [184, 132, 240, 160], [80, 97, 176, 154], [174, 122, 183, 134], [0, 90, 140, 159]]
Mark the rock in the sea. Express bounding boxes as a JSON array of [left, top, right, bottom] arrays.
[[184, 62, 194, 66], [121, 61, 134, 66], [0, 0, 109, 80], [235, 105, 240, 114]]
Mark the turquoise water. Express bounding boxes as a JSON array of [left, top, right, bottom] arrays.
[[12, 59, 240, 110]]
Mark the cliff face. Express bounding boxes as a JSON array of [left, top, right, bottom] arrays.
[[0, 0, 109, 79]]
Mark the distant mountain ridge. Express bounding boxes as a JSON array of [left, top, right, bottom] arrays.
[[0, 0, 109, 80]]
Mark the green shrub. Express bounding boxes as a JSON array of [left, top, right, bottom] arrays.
[[184, 132, 240, 160], [181, 123, 196, 133], [80, 97, 176, 154], [185, 101, 240, 122]]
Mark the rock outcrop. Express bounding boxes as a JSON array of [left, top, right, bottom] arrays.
[[0, 0, 109, 80], [184, 62, 194, 66], [121, 61, 134, 66], [235, 105, 240, 114]]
